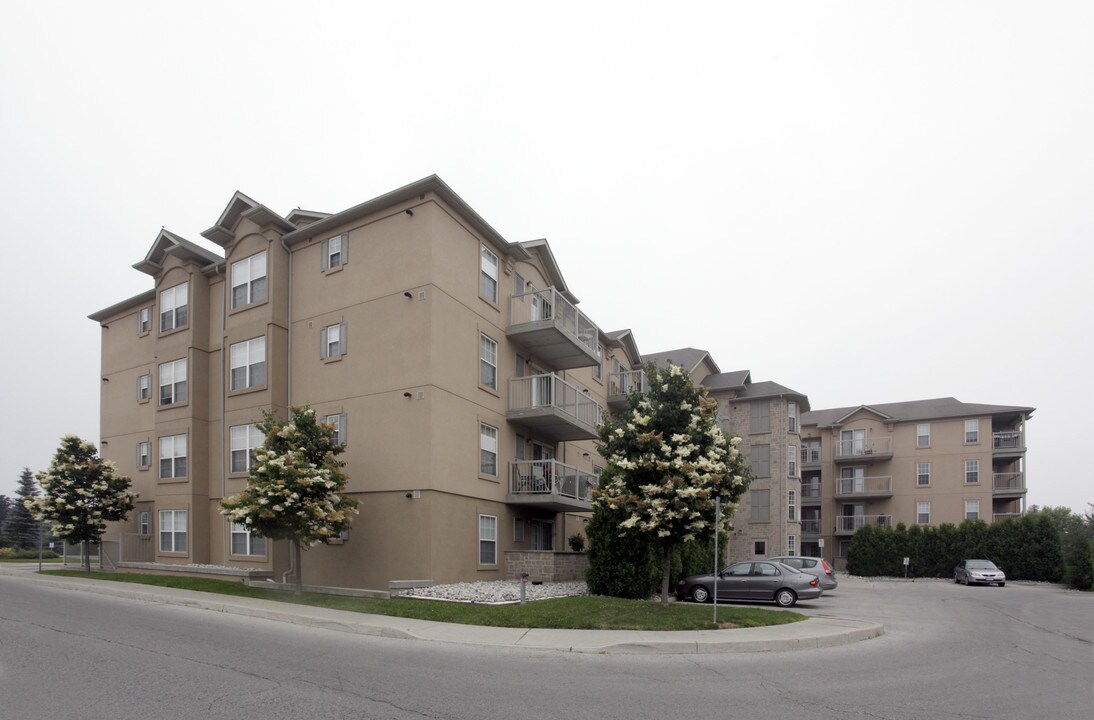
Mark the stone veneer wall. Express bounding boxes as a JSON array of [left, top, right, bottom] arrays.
[[504, 551, 589, 582]]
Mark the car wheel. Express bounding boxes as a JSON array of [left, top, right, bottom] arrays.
[[691, 586, 710, 603], [774, 589, 797, 608], [963, 575, 969, 585]]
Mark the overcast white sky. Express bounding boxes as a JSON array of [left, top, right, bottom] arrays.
[[1, 2, 1090, 513]]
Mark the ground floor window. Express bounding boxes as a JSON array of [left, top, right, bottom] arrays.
[[801, 541, 820, 557], [838, 540, 851, 557], [753, 539, 766, 556], [230, 522, 266, 556], [159, 510, 187, 553], [479, 514, 497, 564]]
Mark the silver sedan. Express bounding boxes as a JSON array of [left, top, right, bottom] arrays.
[[676, 560, 823, 608]]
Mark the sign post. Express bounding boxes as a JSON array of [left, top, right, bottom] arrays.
[[713, 497, 721, 625]]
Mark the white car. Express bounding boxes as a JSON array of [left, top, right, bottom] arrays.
[[954, 559, 1006, 586]]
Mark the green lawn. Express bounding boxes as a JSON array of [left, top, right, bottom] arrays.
[[40, 570, 805, 631]]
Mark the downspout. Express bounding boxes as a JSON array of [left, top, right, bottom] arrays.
[[280, 235, 294, 585], [216, 264, 227, 502]]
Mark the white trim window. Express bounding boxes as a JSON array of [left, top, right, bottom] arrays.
[[916, 423, 931, 448], [137, 373, 151, 402], [136, 441, 150, 469], [322, 234, 347, 271], [231, 251, 268, 309], [138, 306, 152, 335], [159, 282, 188, 332], [480, 245, 499, 303], [159, 359, 187, 406], [230, 522, 266, 556], [230, 337, 266, 391], [594, 345, 603, 380], [917, 501, 931, 525], [788, 490, 797, 521], [479, 514, 497, 564], [323, 413, 347, 447], [320, 323, 347, 359], [917, 462, 931, 486], [788, 401, 798, 434], [787, 445, 798, 477], [480, 423, 498, 476], [138, 511, 151, 536], [230, 425, 264, 474], [159, 435, 188, 479], [965, 419, 979, 444], [159, 510, 188, 552], [965, 459, 980, 484], [479, 333, 498, 390], [964, 499, 980, 521], [787, 535, 797, 556]]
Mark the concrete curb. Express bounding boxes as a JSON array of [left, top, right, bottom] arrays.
[[0, 565, 884, 654]]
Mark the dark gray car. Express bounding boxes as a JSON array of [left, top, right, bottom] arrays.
[[767, 556, 838, 591], [676, 560, 823, 608], [954, 559, 1006, 586]]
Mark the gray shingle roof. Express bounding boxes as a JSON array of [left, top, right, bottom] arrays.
[[802, 397, 1035, 428], [642, 348, 720, 375], [700, 370, 751, 390]]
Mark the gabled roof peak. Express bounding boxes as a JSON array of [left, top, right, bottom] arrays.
[[132, 228, 222, 276], [202, 190, 294, 246]]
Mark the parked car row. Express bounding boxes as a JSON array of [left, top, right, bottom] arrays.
[[676, 556, 836, 608]]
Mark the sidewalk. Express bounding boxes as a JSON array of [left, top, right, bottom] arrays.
[[0, 564, 883, 655]]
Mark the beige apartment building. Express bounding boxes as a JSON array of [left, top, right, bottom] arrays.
[[799, 398, 1033, 570], [89, 175, 648, 591]]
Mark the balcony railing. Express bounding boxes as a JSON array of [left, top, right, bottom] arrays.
[[835, 514, 892, 535], [993, 430, 1024, 452], [993, 512, 1023, 522], [835, 475, 893, 498], [508, 288, 600, 369], [801, 446, 822, 465], [801, 483, 821, 499], [834, 436, 892, 461], [507, 374, 601, 441], [993, 472, 1026, 495], [509, 459, 596, 511], [801, 518, 821, 534], [607, 369, 647, 409]]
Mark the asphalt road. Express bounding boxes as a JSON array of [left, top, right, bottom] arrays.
[[0, 573, 1090, 720]]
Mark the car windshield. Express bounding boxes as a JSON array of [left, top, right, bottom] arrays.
[[968, 562, 998, 570]]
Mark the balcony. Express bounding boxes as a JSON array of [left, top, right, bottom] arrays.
[[993, 472, 1027, 497], [508, 288, 600, 369], [992, 512, 1023, 522], [801, 482, 822, 504], [800, 446, 822, 469], [607, 369, 647, 411], [993, 430, 1025, 457], [835, 514, 892, 536], [834, 437, 893, 463], [507, 374, 602, 442], [834, 475, 893, 500], [508, 459, 596, 512], [801, 518, 821, 535]]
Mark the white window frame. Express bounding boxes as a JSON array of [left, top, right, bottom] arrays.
[[320, 323, 346, 359], [159, 434, 187, 479], [479, 514, 497, 565], [322, 234, 347, 271], [965, 419, 979, 444], [917, 501, 931, 525], [787, 445, 798, 477], [230, 522, 267, 556], [231, 251, 268, 309], [136, 441, 150, 470], [322, 413, 347, 447], [480, 245, 499, 303], [916, 423, 931, 447], [159, 358, 187, 406], [788, 490, 797, 521], [138, 511, 151, 536], [230, 337, 266, 391], [479, 333, 498, 390], [964, 499, 980, 521], [965, 459, 980, 484], [138, 306, 152, 335], [159, 509, 188, 553], [917, 462, 931, 486], [787, 535, 797, 556], [230, 424, 264, 474], [479, 423, 498, 476], [159, 282, 188, 333], [137, 373, 151, 403], [788, 401, 798, 434]]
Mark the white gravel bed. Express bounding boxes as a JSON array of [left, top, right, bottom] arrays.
[[401, 580, 589, 604]]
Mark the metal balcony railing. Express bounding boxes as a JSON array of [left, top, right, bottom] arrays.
[[508, 374, 602, 429], [993, 512, 1023, 521], [834, 437, 892, 460], [993, 472, 1026, 492], [836, 475, 893, 497], [801, 483, 822, 499], [509, 287, 600, 358], [993, 431, 1024, 451], [835, 514, 892, 534], [801, 445, 822, 465], [801, 518, 821, 534], [509, 460, 596, 504], [608, 369, 647, 398]]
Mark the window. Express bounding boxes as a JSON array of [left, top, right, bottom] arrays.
[[137, 373, 151, 402], [159, 282, 188, 332], [917, 501, 931, 525], [838, 540, 851, 557], [231, 251, 268, 309], [136, 441, 150, 470], [159, 358, 187, 406], [231, 522, 266, 556], [788, 401, 798, 433], [750, 444, 770, 478], [788, 490, 797, 521], [230, 425, 263, 474], [801, 439, 821, 464], [323, 413, 346, 447], [593, 345, 603, 380], [916, 423, 931, 447], [138, 306, 152, 335], [480, 245, 499, 303], [965, 419, 979, 444], [787, 535, 797, 556], [965, 459, 980, 484], [964, 499, 980, 521], [322, 234, 347, 271], [513, 517, 525, 543], [480, 423, 498, 476], [479, 333, 497, 390], [753, 540, 766, 556], [159, 435, 187, 479], [138, 511, 151, 536], [751, 489, 770, 522], [917, 462, 931, 486], [159, 510, 187, 553], [230, 337, 266, 390], [320, 323, 346, 359], [750, 402, 770, 433], [787, 445, 798, 477], [479, 514, 497, 564]]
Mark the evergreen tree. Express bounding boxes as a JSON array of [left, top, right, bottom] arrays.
[[3, 468, 42, 550], [0, 494, 11, 546]]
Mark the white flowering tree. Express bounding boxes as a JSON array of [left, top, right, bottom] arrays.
[[28, 435, 136, 571], [593, 362, 750, 607], [220, 407, 358, 595]]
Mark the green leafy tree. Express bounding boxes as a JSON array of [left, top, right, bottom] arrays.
[[591, 362, 751, 607], [0, 493, 12, 546], [3, 469, 43, 549], [220, 407, 358, 595], [27, 438, 135, 570]]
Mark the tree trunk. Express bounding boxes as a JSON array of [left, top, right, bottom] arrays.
[[292, 539, 303, 596], [660, 544, 672, 608], [83, 540, 91, 572]]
